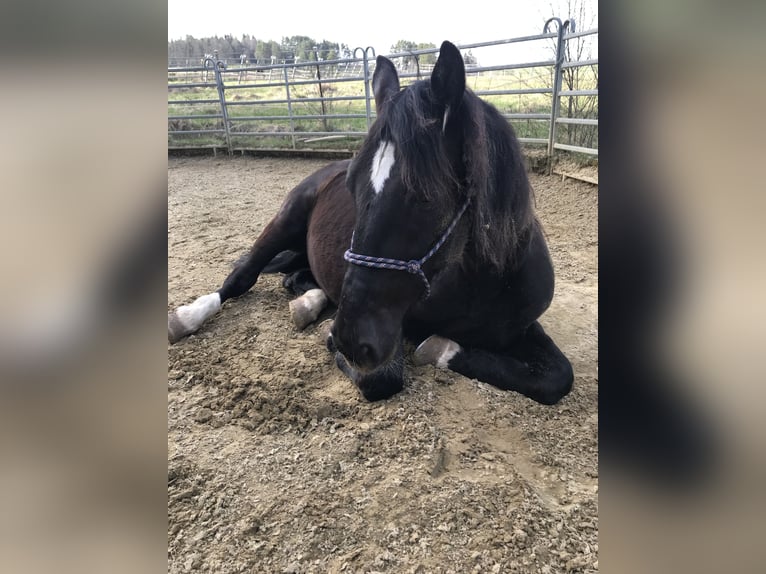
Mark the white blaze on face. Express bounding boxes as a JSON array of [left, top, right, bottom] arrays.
[[370, 140, 395, 194]]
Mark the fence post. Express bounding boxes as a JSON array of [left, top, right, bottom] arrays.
[[407, 50, 422, 80], [544, 17, 575, 172], [313, 47, 329, 132], [206, 57, 232, 155], [355, 46, 376, 130], [283, 64, 297, 150]]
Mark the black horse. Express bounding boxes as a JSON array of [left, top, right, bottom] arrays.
[[169, 41, 573, 405]]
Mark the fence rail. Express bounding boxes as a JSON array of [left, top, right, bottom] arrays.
[[168, 20, 597, 164]]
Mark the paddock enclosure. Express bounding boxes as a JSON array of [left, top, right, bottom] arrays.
[[168, 25, 598, 162], [168, 156, 597, 573]]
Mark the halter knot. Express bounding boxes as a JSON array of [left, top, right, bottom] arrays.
[[405, 260, 421, 275]]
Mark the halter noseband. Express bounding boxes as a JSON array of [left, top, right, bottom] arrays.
[[343, 197, 471, 298]]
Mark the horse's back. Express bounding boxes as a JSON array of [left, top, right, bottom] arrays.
[[297, 159, 350, 193]]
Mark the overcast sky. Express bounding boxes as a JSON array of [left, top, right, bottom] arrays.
[[168, 0, 597, 63]]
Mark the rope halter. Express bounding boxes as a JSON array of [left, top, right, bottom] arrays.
[[343, 197, 471, 299]]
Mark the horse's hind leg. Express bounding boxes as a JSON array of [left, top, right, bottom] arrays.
[[414, 321, 573, 405], [168, 176, 319, 344]]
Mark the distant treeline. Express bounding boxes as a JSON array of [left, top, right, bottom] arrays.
[[168, 34, 352, 64], [167, 35, 477, 66]]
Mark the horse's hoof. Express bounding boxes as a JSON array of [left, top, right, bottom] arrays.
[[289, 288, 327, 330], [413, 335, 461, 368], [168, 293, 222, 344], [288, 299, 313, 330], [168, 311, 194, 344]]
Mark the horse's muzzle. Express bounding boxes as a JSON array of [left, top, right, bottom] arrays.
[[330, 313, 399, 374], [330, 327, 385, 373]]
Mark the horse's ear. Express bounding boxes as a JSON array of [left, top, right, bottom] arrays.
[[431, 41, 466, 132], [372, 56, 400, 114]]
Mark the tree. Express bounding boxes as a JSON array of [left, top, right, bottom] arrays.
[[268, 40, 282, 62], [168, 34, 350, 66], [416, 43, 437, 66], [389, 41, 438, 73], [390, 40, 417, 54]]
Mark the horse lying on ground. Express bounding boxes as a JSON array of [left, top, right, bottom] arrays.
[[168, 41, 573, 404]]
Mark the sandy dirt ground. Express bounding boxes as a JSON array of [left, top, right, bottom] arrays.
[[168, 156, 598, 573]]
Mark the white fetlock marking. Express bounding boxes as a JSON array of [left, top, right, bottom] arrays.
[[290, 289, 328, 329], [300, 288, 327, 312], [292, 288, 327, 321], [436, 340, 461, 369], [175, 292, 221, 331]]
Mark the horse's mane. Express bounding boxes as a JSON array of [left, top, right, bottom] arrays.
[[369, 80, 539, 273]]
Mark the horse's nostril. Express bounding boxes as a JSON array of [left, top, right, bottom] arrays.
[[331, 319, 382, 369], [337, 338, 380, 370]]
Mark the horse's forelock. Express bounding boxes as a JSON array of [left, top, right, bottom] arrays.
[[375, 82, 459, 202]]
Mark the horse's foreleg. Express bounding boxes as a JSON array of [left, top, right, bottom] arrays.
[[217, 212, 308, 303], [167, 278, 329, 343], [168, 181, 317, 344], [168, 292, 223, 344], [413, 321, 573, 405]]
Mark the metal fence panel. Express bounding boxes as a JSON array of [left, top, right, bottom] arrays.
[[167, 23, 598, 162]]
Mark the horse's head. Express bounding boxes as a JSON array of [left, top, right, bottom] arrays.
[[332, 41, 472, 384]]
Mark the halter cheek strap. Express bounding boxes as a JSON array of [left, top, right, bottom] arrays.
[[343, 197, 471, 299]]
